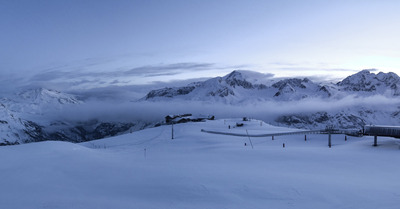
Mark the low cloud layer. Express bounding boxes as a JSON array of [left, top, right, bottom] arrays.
[[30, 62, 215, 82], [48, 95, 400, 125]]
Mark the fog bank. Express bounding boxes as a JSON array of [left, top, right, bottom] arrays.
[[48, 95, 400, 124]]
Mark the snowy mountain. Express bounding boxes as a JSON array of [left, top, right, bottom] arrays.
[[0, 89, 79, 145], [18, 88, 81, 104], [144, 70, 331, 103], [337, 69, 400, 96], [1, 88, 81, 116], [271, 78, 331, 100], [144, 70, 400, 102], [144, 70, 400, 129], [0, 88, 153, 145]]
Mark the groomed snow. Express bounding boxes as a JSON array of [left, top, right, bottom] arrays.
[[1, 119, 400, 209]]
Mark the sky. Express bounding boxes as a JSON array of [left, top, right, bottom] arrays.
[[1, 0, 400, 93]]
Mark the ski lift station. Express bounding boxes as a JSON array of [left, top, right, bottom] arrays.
[[363, 125, 400, 138]]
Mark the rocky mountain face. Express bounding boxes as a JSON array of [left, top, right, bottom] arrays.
[[0, 103, 32, 145], [0, 88, 152, 145], [337, 70, 400, 95]]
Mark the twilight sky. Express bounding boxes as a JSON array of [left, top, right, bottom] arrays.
[[1, 0, 400, 92]]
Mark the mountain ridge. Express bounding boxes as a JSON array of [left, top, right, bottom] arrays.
[[143, 69, 400, 102]]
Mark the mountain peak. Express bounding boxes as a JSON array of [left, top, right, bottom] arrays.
[[338, 70, 400, 94], [224, 70, 253, 80], [338, 70, 375, 85], [223, 70, 274, 86], [376, 71, 400, 83], [18, 88, 82, 105], [223, 70, 255, 89], [358, 69, 373, 74], [272, 78, 308, 89]]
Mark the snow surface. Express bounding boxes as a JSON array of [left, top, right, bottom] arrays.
[[1, 119, 400, 209]]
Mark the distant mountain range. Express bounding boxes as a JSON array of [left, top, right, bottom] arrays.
[[1, 69, 400, 145], [144, 69, 400, 102], [143, 70, 400, 129]]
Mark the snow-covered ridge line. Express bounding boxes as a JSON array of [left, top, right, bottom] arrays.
[[143, 69, 400, 103]]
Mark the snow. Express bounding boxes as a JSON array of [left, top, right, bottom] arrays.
[[1, 119, 400, 209]]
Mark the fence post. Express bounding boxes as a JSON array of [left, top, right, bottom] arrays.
[[171, 122, 174, 139], [328, 134, 331, 148]]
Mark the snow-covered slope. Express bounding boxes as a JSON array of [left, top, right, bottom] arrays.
[[0, 88, 152, 145], [18, 88, 81, 104], [3, 88, 82, 115], [1, 119, 399, 209], [0, 88, 86, 144], [0, 103, 32, 145]]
